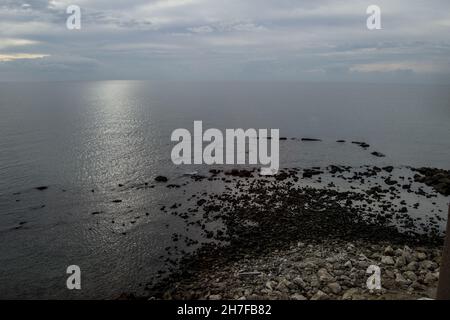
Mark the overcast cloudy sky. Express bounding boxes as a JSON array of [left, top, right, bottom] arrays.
[[1, 0, 450, 82]]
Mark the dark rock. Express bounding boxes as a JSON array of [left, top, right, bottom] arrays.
[[352, 141, 370, 149], [155, 176, 169, 182], [371, 151, 385, 157], [225, 169, 253, 178], [329, 165, 344, 174], [383, 166, 394, 173], [303, 169, 323, 178]]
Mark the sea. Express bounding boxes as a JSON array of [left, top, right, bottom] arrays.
[[1, 81, 449, 298]]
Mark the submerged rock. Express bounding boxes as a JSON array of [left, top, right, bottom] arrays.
[[224, 169, 253, 178], [371, 151, 385, 157], [155, 176, 169, 182], [352, 141, 370, 149]]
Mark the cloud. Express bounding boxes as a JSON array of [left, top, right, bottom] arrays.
[[0, 53, 49, 62], [0, 38, 40, 49], [0, 0, 449, 82], [350, 61, 448, 74], [188, 25, 214, 33]]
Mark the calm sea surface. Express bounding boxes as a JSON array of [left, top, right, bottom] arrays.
[[1, 81, 449, 298]]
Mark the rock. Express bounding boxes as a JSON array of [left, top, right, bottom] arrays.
[[419, 260, 436, 270], [382, 166, 394, 173], [290, 293, 307, 300], [310, 276, 320, 288], [327, 282, 342, 294], [384, 178, 398, 186], [35, 186, 49, 191], [318, 268, 333, 282], [301, 138, 322, 142], [243, 289, 253, 296], [293, 276, 306, 289], [352, 141, 370, 149], [209, 294, 222, 300], [411, 281, 427, 291], [162, 291, 172, 300], [423, 272, 438, 284], [381, 256, 395, 265], [395, 256, 407, 267], [406, 261, 418, 271], [416, 252, 427, 261], [310, 290, 329, 300], [342, 288, 359, 300], [399, 207, 408, 213], [384, 269, 395, 279], [155, 176, 168, 182], [356, 261, 368, 269], [344, 260, 352, 268], [225, 169, 253, 178], [371, 151, 385, 157], [303, 169, 323, 179], [395, 273, 409, 285], [402, 251, 413, 264], [275, 279, 291, 293], [404, 271, 417, 282], [384, 246, 394, 256], [265, 281, 275, 291]]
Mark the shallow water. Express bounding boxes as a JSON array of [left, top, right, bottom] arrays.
[[0, 81, 449, 298]]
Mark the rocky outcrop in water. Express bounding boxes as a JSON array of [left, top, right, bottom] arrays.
[[413, 168, 450, 196]]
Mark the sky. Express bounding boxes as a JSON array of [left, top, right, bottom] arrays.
[[1, 0, 450, 83]]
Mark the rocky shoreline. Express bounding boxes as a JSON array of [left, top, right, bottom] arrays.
[[149, 240, 441, 300], [142, 165, 448, 300]]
